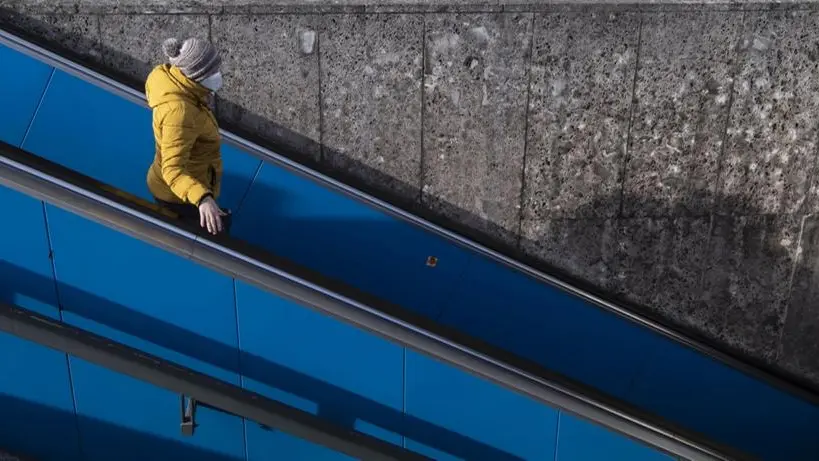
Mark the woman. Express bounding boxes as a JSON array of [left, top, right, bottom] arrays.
[[145, 36, 228, 235]]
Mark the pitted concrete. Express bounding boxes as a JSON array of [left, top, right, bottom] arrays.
[[4, 2, 819, 391]]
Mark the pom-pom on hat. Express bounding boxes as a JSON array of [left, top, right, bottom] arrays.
[[162, 37, 221, 82]]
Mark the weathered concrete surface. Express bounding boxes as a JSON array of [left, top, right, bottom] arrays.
[[212, 14, 322, 160], [721, 11, 819, 215], [422, 13, 532, 243], [321, 14, 423, 200], [623, 12, 739, 218], [6, 4, 819, 391], [100, 14, 209, 81]]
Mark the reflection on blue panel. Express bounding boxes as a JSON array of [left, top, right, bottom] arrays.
[[69, 358, 245, 461], [44, 204, 241, 384], [233, 163, 472, 319], [0, 185, 58, 318], [404, 351, 558, 461], [245, 423, 354, 461], [0, 44, 52, 147], [628, 345, 819, 461], [22, 70, 154, 200], [235, 281, 404, 457], [438, 257, 661, 398], [216, 143, 262, 213], [555, 413, 672, 461], [0, 333, 81, 461]]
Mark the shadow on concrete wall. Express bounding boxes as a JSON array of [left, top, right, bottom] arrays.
[[1, 10, 818, 396]]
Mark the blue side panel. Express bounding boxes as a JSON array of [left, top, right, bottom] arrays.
[[245, 423, 354, 461], [21, 69, 259, 211], [628, 345, 819, 461], [0, 185, 59, 318], [22, 69, 155, 200], [404, 351, 558, 461], [69, 357, 245, 461], [234, 281, 403, 458], [45, 204, 241, 384], [43, 204, 246, 460], [555, 413, 673, 461], [0, 185, 81, 461], [0, 44, 53, 147], [233, 163, 472, 319], [217, 143, 262, 213], [437, 257, 661, 398], [0, 334, 82, 461]]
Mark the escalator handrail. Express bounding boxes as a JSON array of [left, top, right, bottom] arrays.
[[0, 301, 430, 461], [0, 142, 740, 461]]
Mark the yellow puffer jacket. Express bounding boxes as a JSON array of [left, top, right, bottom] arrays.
[[145, 64, 222, 206]]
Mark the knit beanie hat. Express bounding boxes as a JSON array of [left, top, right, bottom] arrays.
[[162, 37, 221, 82]]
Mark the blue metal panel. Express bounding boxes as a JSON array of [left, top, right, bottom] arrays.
[[22, 70, 155, 200], [0, 333, 82, 461], [69, 357, 245, 461], [0, 44, 53, 147], [44, 204, 241, 383], [245, 422, 354, 461], [43, 205, 246, 460], [217, 143, 263, 213], [234, 281, 404, 458], [403, 350, 558, 461], [0, 185, 81, 461], [232, 164, 472, 319], [628, 344, 819, 461], [0, 185, 59, 318], [555, 413, 673, 461], [21, 69, 259, 211], [437, 257, 662, 398]]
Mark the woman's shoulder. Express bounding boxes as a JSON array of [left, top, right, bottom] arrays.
[[154, 99, 203, 126]]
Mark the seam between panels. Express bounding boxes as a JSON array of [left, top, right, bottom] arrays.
[[232, 279, 250, 461], [20, 67, 55, 148], [42, 203, 87, 460], [552, 411, 561, 461], [402, 347, 408, 450], [617, 13, 643, 218], [515, 12, 537, 246]]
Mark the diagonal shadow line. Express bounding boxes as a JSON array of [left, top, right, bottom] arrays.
[[0, 260, 526, 461]]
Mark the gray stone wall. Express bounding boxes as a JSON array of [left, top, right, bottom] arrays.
[[5, 1, 819, 391]]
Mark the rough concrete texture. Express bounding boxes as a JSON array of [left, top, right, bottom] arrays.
[[422, 13, 532, 243], [100, 14, 210, 82], [522, 12, 638, 222], [320, 14, 423, 200], [721, 11, 819, 215], [7, 4, 819, 391], [211, 14, 322, 160], [623, 12, 740, 218]]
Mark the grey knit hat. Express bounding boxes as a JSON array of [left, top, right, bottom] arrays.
[[162, 37, 221, 82]]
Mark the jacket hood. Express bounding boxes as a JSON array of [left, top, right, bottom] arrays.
[[145, 64, 210, 109]]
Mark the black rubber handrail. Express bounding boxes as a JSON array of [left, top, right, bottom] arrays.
[[0, 140, 744, 461]]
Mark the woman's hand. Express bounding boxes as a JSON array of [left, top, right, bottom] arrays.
[[198, 196, 227, 235]]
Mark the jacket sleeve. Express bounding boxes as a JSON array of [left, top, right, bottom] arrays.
[[211, 156, 223, 200], [158, 107, 210, 205]]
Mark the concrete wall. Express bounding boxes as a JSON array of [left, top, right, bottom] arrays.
[[4, 0, 819, 391]]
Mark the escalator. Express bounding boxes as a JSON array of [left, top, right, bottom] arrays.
[[0, 134, 729, 460], [2, 24, 819, 460]]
